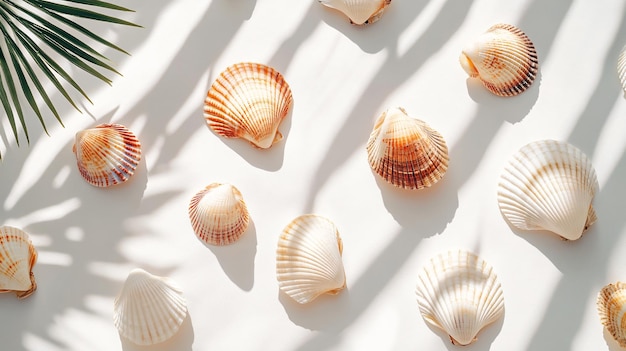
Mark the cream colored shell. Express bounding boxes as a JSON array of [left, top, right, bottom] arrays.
[[113, 268, 187, 346], [497, 140, 598, 241], [597, 282, 626, 347], [72, 123, 142, 187], [460, 23, 538, 96], [318, 0, 392, 25], [618, 45, 626, 96], [415, 249, 504, 346], [204, 62, 293, 149], [0, 226, 37, 299], [276, 214, 346, 304], [188, 183, 250, 246], [366, 107, 448, 190]]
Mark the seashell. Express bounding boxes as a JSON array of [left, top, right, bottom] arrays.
[[366, 107, 448, 190], [188, 183, 250, 246], [318, 0, 392, 25], [497, 140, 598, 241], [114, 268, 187, 346], [204, 62, 293, 149], [276, 214, 346, 304], [415, 249, 504, 346], [0, 226, 37, 299], [618, 45, 626, 96], [597, 282, 626, 347], [72, 123, 142, 187], [460, 23, 538, 97]]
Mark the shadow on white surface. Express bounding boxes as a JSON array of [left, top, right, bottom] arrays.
[[120, 312, 195, 351], [207, 220, 257, 291], [278, 286, 351, 331]]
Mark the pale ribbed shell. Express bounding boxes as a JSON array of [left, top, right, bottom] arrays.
[[618, 45, 626, 96], [188, 183, 250, 246], [366, 107, 448, 190], [597, 282, 626, 347], [276, 215, 346, 304], [114, 268, 187, 346], [0, 226, 37, 299], [415, 249, 504, 346], [460, 23, 538, 97], [319, 0, 392, 25], [497, 140, 598, 241], [72, 123, 141, 187], [204, 62, 293, 149]]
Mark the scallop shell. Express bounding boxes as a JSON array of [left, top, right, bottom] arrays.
[[0, 226, 37, 299], [497, 140, 598, 241], [618, 45, 626, 96], [204, 62, 293, 149], [366, 107, 449, 190], [597, 282, 626, 347], [72, 123, 142, 187], [114, 268, 187, 346], [276, 214, 346, 304], [415, 249, 504, 346], [460, 23, 538, 97], [318, 0, 392, 25], [188, 183, 250, 246]]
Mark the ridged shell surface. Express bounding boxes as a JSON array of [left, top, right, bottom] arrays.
[[188, 183, 250, 246], [415, 249, 504, 346], [366, 107, 448, 190], [318, 0, 391, 25], [276, 215, 346, 304], [460, 23, 538, 96], [618, 45, 626, 96], [497, 140, 598, 241], [0, 226, 37, 299], [204, 62, 293, 149], [597, 282, 626, 347], [72, 123, 142, 187], [114, 268, 187, 346]]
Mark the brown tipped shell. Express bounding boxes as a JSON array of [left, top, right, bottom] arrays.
[[366, 107, 449, 190], [318, 0, 392, 25], [597, 282, 626, 347], [460, 23, 538, 97], [72, 123, 142, 187], [204, 62, 293, 149], [188, 183, 250, 246], [0, 226, 37, 299]]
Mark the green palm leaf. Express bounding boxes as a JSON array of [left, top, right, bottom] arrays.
[[0, 0, 139, 158]]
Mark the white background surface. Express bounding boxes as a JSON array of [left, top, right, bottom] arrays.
[[1, 0, 626, 350]]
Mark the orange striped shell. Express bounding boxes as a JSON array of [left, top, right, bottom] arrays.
[[72, 124, 142, 187], [0, 226, 37, 299], [204, 62, 293, 149], [598, 282, 626, 347], [460, 23, 538, 97], [366, 107, 449, 190]]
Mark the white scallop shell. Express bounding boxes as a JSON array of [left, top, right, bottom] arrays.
[[113, 268, 187, 346], [0, 226, 37, 299], [497, 140, 598, 241], [618, 45, 626, 96], [597, 282, 626, 347], [72, 123, 142, 187], [276, 214, 346, 304], [319, 0, 391, 25], [188, 183, 250, 246], [415, 249, 504, 346]]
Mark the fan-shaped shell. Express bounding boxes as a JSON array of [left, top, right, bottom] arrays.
[[460, 23, 538, 96], [497, 140, 598, 241], [597, 282, 626, 347], [618, 45, 626, 96], [204, 62, 293, 149], [188, 183, 250, 246], [366, 107, 448, 190], [276, 214, 346, 304], [0, 226, 37, 299], [415, 249, 504, 346], [319, 0, 391, 25], [72, 123, 142, 187], [114, 268, 187, 346]]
